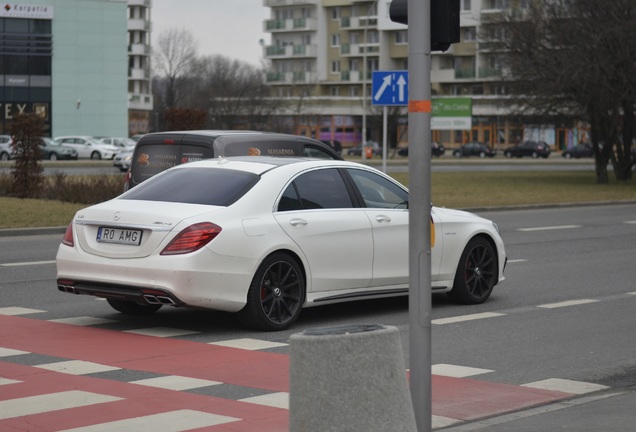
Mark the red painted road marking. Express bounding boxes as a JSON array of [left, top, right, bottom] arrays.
[[0, 315, 289, 392], [1, 314, 576, 430], [432, 374, 571, 421]]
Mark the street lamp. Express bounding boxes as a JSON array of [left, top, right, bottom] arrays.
[[361, 0, 377, 161]]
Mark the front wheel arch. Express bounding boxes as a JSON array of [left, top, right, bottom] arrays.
[[448, 235, 498, 305]]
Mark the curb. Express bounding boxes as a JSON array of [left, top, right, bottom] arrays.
[[0, 226, 67, 237]]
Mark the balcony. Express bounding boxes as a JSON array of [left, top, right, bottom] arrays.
[[264, 17, 317, 32], [455, 67, 476, 79], [431, 68, 456, 82], [128, 43, 150, 56], [128, 93, 153, 111], [263, 0, 318, 6], [340, 43, 380, 57], [479, 67, 502, 78], [340, 15, 377, 29], [292, 44, 318, 57], [265, 44, 318, 59], [340, 70, 364, 82], [128, 67, 149, 80], [266, 71, 317, 84], [128, 18, 150, 32]]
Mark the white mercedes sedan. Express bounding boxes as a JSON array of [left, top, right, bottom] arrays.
[[56, 157, 506, 331]]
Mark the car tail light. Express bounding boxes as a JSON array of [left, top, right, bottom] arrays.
[[160, 222, 222, 255], [62, 223, 74, 247]]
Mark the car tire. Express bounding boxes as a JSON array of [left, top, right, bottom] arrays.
[[448, 237, 497, 305], [531, 152, 539, 158], [90, 151, 102, 160], [0, 152, 9, 161], [106, 299, 162, 315], [453, 151, 461, 158], [49, 153, 58, 161], [479, 152, 486, 158], [504, 151, 511, 158], [238, 252, 305, 331]]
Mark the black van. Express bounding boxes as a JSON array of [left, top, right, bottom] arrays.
[[125, 130, 343, 189]]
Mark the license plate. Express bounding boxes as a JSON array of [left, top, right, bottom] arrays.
[[97, 227, 142, 246]]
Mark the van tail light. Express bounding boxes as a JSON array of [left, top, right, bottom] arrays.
[[62, 223, 74, 247], [160, 222, 222, 255]]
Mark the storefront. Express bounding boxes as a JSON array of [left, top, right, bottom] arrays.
[[0, 4, 53, 135]]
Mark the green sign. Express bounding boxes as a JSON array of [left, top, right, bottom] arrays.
[[431, 98, 472, 130], [432, 98, 472, 117]]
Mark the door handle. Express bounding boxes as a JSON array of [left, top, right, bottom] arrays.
[[290, 218, 308, 226], [375, 215, 391, 223]]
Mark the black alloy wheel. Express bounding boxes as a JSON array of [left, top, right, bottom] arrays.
[[448, 237, 497, 304], [239, 253, 305, 331], [106, 299, 162, 315]]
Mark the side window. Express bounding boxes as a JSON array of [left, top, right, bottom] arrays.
[[347, 168, 409, 209], [278, 183, 302, 211], [285, 168, 353, 210], [303, 145, 335, 159]]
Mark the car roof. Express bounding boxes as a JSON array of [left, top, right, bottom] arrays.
[[170, 155, 364, 175]]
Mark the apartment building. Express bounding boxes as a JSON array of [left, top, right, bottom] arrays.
[[262, 0, 582, 151], [127, 0, 152, 135]]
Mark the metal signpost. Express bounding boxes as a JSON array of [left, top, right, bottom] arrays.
[[371, 70, 409, 172], [406, 0, 432, 430]]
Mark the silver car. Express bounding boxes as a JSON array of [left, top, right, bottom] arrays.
[[53, 136, 119, 160]]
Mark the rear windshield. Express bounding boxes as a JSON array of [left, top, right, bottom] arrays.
[[131, 144, 213, 184], [219, 140, 304, 157], [121, 167, 259, 206]]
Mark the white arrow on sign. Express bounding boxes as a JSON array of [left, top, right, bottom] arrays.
[[373, 75, 392, 101], [397, 74, 406, 102]]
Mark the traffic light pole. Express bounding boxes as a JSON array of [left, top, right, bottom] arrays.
[[407, 0, 432, 430]]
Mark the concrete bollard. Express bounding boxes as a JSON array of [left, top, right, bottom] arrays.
[[289, 324, 417, 432]]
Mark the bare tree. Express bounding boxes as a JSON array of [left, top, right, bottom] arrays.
[[153, 28, 198, 109], [485, 0, 636, 182], [185, 55, 276, 130]]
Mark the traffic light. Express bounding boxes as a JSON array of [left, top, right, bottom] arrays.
[[389, 0, 460, 52]]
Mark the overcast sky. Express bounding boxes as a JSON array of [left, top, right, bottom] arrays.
[[151, 0, 270, 66]]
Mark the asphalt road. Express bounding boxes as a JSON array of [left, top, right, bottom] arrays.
[[1, 203, 635, 430]]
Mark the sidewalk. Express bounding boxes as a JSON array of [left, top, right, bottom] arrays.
[[441, 388, 634, 431]]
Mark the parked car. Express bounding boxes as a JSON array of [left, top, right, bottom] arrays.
[[398, 141, 445, 157], [38, 137, 78, 160], [503, 141, 551, 158], [561, 143, 593, 159], [452, 142, 496, 158], [320, 139, 342, 155], [52, 136, 120, 160], [56, 157, 506, 331], [0, 135, 13, 160], [99, 136, 137, 152], [125, 130, 342, 190], [113, 150, 133, 172], [346, 143, 382, 157]]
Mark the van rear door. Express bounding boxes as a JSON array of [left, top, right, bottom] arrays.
[[129, 133, 215, 187]]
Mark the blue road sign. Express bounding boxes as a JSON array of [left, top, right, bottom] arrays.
[[371, 70, 408, 106]]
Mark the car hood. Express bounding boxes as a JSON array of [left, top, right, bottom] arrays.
[[433, 206, 487, 222], [72, 199, 223, 259]]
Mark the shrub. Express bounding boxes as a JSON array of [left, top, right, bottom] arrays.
[[0, 172, 122, 205], [9, 113, 44, 198]]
